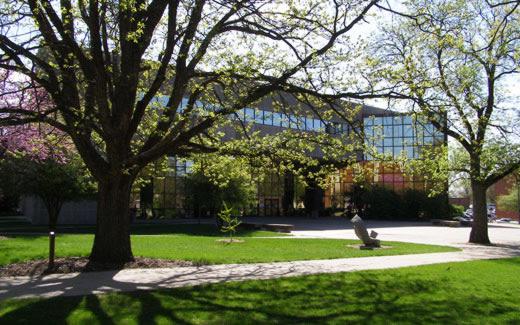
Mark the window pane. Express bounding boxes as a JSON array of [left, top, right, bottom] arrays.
[[281, 114, 289, 128], [393, 125, 403, 137], [264, 111, 273, 125], [306, 117, 314, 131], [273, 112, 282, 127], [425, 124, 434, 135], [254, 109, 264, 124], [185, 160, 193, 173], [384, 125, 393, 137], [373, 125, 383, 136], [296, 116, 305, 129], [404, 125, 413, 137], [394, 147, 404, 157], [235, 108, 245, 121], [314, 119, 322, 131], [245, 108, 255, 122], [289, 115, 301, 129], [405, 146, 414, 158], [180, 97, 189, 111]]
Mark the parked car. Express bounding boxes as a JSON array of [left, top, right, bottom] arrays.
[[453, 215, 473, 226], [461, 204, 496, 223]]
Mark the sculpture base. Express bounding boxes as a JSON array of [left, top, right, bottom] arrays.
[[347, 244, 391, 250]]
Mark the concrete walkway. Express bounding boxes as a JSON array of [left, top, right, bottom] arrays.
[[1, 243, 519, 301], [1, 218, 519, 300]]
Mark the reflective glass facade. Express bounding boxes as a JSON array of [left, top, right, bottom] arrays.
[[363, 115, 444, 160], [324, 114, 446, 209], [138, 96, 446, 218], [233, 107, 350, 134], [150, 95, 351, 134]]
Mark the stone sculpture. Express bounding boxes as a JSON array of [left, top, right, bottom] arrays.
[[351, 215, 380, 248]]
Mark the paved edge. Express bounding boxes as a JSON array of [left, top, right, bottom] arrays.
[[1, 244, 519, 301]]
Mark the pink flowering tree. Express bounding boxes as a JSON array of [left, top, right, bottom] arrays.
[[0, 71, 94, 231], [0, 70, 67, 161]]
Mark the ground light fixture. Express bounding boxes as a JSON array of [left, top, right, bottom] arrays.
[[49, 231, 56, 270]]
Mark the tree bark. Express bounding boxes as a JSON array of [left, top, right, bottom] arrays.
[[43, 198, 62, 232], [282, 171, 295, 216], [89, 174, 135, 264], [469, 180, 490, 244]]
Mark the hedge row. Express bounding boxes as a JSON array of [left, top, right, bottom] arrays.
[[348, 185, 455, 220]]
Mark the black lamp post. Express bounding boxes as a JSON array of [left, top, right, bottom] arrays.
[[49, 230, 56, 270]]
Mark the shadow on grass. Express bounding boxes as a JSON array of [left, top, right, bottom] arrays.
[[2, 265, 520, 324]]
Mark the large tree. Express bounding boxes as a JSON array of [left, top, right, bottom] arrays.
[[0, 0, 378, 262], [373, 0, 520, 243]]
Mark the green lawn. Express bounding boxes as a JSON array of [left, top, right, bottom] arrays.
[[1, 258, 519, 324], [0, 233, 457, 266]]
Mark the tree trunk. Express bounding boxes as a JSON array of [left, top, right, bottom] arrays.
[[469, 180, 490, 244], [282, 171, 295, 216], [43, 198, 62, 231], [89, 175, 135, 264]]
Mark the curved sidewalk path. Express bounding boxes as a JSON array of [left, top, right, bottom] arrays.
[[1, 242, 519, 301]]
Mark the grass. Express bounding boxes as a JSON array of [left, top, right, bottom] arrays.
[[0, 232, 457, 266], [1, 258, 519, 324]]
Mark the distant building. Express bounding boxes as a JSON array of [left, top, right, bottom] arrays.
[[491, 174, 519, 220]]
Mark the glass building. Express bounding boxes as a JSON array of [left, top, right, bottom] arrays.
[[136, 98, 446, 218], [324, 108, 446, 210]]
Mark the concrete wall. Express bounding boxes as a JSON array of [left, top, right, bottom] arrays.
[[20, 196, 97, 225]]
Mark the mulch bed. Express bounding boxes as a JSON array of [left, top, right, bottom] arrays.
[[0, 257, 195, 277]]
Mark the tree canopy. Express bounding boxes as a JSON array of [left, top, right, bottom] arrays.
[[371, 0, 520, 243], [0, 0, 380, 262]]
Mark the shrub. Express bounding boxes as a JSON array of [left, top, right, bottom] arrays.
[[347, 185, 450, 220], [449, 204, 465, 218], [185, 171, 255, 218], [497, 187, 518, 212], [0, 190, 19, 215], [364, 186, 402, 219]]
